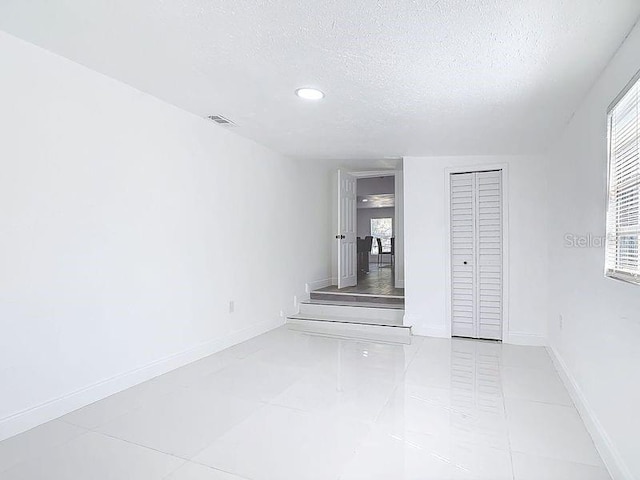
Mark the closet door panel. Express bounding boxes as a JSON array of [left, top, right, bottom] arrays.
[[450, 173, 476, 338], [476, 171, 503, 340], [450, 170, 503, 340]]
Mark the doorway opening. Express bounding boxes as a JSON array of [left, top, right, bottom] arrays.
[[354, 175, 399, 294], [329, 170, 404, 301], [292, 169, 407, 335]]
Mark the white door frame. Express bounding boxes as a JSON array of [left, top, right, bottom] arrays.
[[444, 164, 510, 341], [341, 169, 404, 289]]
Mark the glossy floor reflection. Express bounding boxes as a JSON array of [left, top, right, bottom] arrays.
[[0, 327, 610, 480]]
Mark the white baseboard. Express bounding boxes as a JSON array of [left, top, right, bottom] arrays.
[[406, 315, 449, 338], [330, 277, 338, 286], [419, 325, 449, 338], [547, 346, 632, 480], [406, 317, 547, 346], [0, 318, 282, 442], [401, 313, 418, 328], [305, 278, 332, 293], [505, 332, 547, 346]]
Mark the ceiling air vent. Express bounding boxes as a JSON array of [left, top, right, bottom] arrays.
[[207, 115, 237, 126]]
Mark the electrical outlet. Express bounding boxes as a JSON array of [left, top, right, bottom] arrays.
[[229, 300, 235, 314]]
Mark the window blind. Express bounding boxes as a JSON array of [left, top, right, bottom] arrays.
[[606, 73, 640, 284]]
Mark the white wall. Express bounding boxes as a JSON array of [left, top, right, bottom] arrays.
[[0, 31, 333, 440], [403, 155, 549, 343], [546, 20, 640, 480]]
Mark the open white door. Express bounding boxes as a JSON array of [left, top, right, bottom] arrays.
[[337, 170, 357, 288]]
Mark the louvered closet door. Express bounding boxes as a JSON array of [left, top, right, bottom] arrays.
[[450, 171, 503, 340], [476, 171, 503, 340], [451, 173, 476, 338]]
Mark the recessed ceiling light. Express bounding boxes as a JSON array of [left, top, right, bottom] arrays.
[[362, 198, 369, 202], [295, 87, 324, 100]]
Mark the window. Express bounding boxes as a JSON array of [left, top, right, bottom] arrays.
[[371, 218, 392, 254], [606, 72, 640, 284]]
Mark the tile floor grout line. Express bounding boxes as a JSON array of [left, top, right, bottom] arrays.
[[92, 430, 193, 462], [162, 460, 255, 480], [160, 457, 190, 480], [0, 427, 93, 476], [187, 454, 261, 480], [60, 382, 190, 432], [503, 396, 582, 409], [501, 371, 517, 480], [184, 401, 271, 464]]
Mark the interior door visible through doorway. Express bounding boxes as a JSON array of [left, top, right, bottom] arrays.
[[337, 170, 357, 288], [450, 170, 503, 340]]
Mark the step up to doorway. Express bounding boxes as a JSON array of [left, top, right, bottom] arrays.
[[287, 301, 410, 343], [298, 301, 404, 324], [309, 290, 404, 307], [287, 317, 412, 344], [305, 297, 404, 309]]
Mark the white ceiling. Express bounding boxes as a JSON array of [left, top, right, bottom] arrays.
[[1, 1, 639, 159]]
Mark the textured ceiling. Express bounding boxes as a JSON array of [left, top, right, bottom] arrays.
[[1, 1, 639, 159]]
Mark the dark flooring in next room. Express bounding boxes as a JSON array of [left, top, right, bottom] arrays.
[[316, 263, 404, 297]]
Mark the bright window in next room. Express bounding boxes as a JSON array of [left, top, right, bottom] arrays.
[[371, 218, 392, 254], [606, 71, 640, 284]]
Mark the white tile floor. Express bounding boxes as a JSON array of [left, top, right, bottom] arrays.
[[0, 327, 611, 480]]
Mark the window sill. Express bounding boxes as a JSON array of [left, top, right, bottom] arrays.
[[606, 270, 640, 286]]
